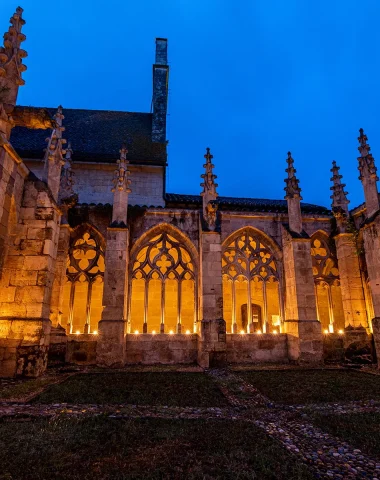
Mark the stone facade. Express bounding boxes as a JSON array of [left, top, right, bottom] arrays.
[[0, 7, 380, 377]]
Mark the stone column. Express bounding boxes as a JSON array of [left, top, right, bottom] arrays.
[[96, 227, 129, 367], [334, 233, 368, 328], [96, 145, 131, 367], [0, 177, 61, 377], [282, 228, 323, 363], [49, 224, 71, 328], [283, 152, 322, 363], [198, 232, 226, 368], [363, 218, 380, 319], [356, 129, 380, 364]]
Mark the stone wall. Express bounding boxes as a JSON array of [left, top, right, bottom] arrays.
[[226, 334, 288, 364], [24, 160, 165, 207], [125, 334, 198, 364], [66, 336, 97, 364]]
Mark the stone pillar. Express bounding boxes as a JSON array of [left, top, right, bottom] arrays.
[[282, 151, 322, 363], [198, 232, 226, 368], [97, 145, 131, 367], [0, 176, 61, 377], [334, 233, 368, 329], [49, 224, 71, 328], [282, 228, 323, 363], [96, 227, 129, 367]]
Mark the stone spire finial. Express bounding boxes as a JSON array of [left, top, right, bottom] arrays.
[[330, 160, 349, 217], [59, 141, 74, 199], [0, 7, 27, 113], [284, 151, 303, 234], [284, 152, 302, 200], [58, 141, 77, 224], [201, 148, 218, 199], [200, 147, 218, 231], [357, 128, 379, 218], [112, 144, 131, 194], [42, 106, 67, 201], [111, 144, 131, 225]]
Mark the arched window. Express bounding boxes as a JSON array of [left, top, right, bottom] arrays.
[[222, 230, 283, 333], [311, 233, 344, 332], [129, 231, 197, 334], [61, 231, 105, 334]]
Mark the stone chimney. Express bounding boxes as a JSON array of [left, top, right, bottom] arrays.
[[152, 38, 169, 143], [357, 128, 379, 218], [284, 151, 303, 234]]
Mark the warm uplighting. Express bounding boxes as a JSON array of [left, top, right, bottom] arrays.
[[329, 324, 334, 333], [152, 330, 156, 335], [324, 329, 329, 334], [273, 330, 278, 334], [169, 330, 174, 335], [240, 330, 245, 335], [134, 330, 139, 335], [92, 330, 98, 335], [185, 330, 191, 335], [338, 329, 344, 335], [75, 330, 80, 335], [256, 330, 262, 335]]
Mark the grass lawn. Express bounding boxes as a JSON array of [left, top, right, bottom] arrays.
[[0, 377, 53, 400], [0, 417, 314, 480], [33, 372, 228, 407], [312, 412, 380, 459], [238, 370, 380, 404]]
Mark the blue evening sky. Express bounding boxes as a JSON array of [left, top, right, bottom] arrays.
[[1, 0, 380, 209]]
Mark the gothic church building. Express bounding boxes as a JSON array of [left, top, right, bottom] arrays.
[[0, 8, 380, 376]]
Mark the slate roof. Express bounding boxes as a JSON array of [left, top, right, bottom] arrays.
[[10, 107, 167, 165], [164, 193, 330, 215]]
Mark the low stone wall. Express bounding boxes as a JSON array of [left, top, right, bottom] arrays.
[[226, 333, 288, 364], [125, 334, 198, 365], [66, 336, 97, 365], [323, 334, 345, 364]]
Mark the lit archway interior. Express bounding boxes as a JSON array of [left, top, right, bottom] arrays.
[[129, 231, 196, 334], [222, 230, 283, 333], [61, 231, 105, 333], [311, 234, 344, 332]]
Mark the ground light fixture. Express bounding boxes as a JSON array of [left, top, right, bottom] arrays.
[[185, 330, 191, 335], [134, 330, 139, 335], [75, 330, 80, 335]]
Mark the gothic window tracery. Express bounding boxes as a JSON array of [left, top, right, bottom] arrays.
[[222, 230, 283, 333], [311, 234, 344, 332], [129, 231, 197, 334], [61, 231, 105, 333]]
